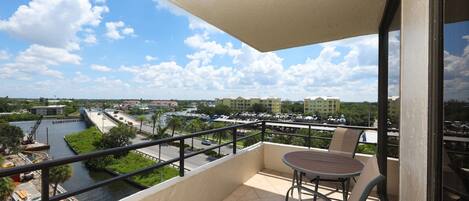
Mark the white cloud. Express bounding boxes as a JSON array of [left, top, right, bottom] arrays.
[[184, 33, 241, 65], [154, 0, 221, 33], [122, 27, 134, 35], [444, 35, 469, 101], [119, 38, 379, 101], [0, 50, 10, 60], [0, 44, 81, 80], [83, 34, 97, 44], [73, 71, 91, 83], [0, 0, 109, 50], [105, 21, 135, 40], [145, 55, 158, 62], [95, 76, 130, 88], [91, 64, 112, 72]]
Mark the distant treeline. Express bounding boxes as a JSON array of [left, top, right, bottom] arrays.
[[444, 100, 469, 122], [0, 113, 42, 122]]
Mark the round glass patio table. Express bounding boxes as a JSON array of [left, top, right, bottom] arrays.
[[282, 151, 364, 201]]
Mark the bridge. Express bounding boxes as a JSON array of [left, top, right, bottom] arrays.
[[82, 109, 118, 133]]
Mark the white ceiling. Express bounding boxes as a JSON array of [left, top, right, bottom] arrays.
[[170, 0, 387, 52]]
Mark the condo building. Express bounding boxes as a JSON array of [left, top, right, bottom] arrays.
[[30, 105, 65, 116], [216, 97, 281, 114], [148, 100, 178, 108], [304, 96, 340, 115]]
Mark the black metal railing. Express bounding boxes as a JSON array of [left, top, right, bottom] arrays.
[[262, 120, 400, 157], [0, 120, 400, 201], [0, 121, 262, 201]]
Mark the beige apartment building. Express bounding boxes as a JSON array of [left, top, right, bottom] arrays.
[[216, 97, 281, 114], [304, 96, 340, 115]]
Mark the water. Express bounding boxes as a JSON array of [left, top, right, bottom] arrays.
[[10, 120, 140, 201]]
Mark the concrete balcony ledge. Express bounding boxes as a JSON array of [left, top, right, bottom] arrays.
[[121, 142, 399, 201]]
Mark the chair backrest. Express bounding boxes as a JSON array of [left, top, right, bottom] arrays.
[[348, 156, 385, 201], [328, 127, 362, 157]]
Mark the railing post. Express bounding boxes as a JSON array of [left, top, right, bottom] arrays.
[[41, 167, 49, 201], [308, 125, 312, 149], [261, 121, 266, 142], [179, 139, 184, 177], [232, 128, 237, 154]]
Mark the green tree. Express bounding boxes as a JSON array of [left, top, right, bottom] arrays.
[[0, 156, 14, 200], [213, 104, 232, 115], [196, 104, 232, 116], [151, 112, 162, 135], [186, 119, 204, 150], [49, 165, 72, 196], [281, 101, 304, 113], [0, 98, 12, 113], [148, 125, 170, 140], [0, 177, 14, 200], [186, 118, 203, 132], [95, 124, 136, 151], [137, 115, 146, 133], [0, 123, 23, 154], [243, 134, 260, 147], [251, 103, 267, 114], [167, 117, 182, 137], [340, 102, 377, 126]]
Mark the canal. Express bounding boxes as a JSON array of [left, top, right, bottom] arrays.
[[10, 119, 140, 201]]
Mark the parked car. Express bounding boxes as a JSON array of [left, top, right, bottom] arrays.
[[201, 140, 212, 146]]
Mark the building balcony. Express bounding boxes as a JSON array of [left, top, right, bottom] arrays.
[[0, 120, 402, 201], [121, 142, 399, 201]]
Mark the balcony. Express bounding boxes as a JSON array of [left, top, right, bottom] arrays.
[[0, 121, 399, 201], [121, 142, 398, 201]]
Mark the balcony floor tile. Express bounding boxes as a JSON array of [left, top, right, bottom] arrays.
[[223, 169, 381, 201]]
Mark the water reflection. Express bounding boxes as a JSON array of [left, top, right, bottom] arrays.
[[10, 120, 139, 201]]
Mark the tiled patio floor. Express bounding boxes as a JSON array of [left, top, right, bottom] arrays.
[[223, 169, 382, 201]]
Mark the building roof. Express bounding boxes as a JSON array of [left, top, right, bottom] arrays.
[[218, 96, 281, 100], [31, 105, 66, 109], [170, 0, 386, 52], [305, 96, 340, 100], [388, 96, 400, 101]]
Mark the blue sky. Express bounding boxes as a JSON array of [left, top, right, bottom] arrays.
[[0, 0, 467, 101]]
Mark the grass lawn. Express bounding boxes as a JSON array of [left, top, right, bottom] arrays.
[[107, 153, 179, 186], [65, 127, 102, 153], [64, 127, 179, 187]]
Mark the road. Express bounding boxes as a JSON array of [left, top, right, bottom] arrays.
[[107, 110, 234, 155], [131, 135, 223, 170], [86, 110, 118, 133], [88, 110, 236, 170]]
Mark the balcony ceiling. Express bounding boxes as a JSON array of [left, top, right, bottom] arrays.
[[170, 0, 387, 52]]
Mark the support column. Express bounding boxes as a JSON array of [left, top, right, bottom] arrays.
[[400, 0, 434, 200]]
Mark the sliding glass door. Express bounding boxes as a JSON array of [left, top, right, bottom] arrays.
[[442, 0, 469, 200]]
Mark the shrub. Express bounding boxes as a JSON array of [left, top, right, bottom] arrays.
[[204, 150, 225, 158], [0, 113, 41, 122]]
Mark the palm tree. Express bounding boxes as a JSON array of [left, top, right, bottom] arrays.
[[167, 117, 182, 137], [151, 113, 158, 135], [137, 115, 146, 133], [0, 177, 14, 200], [50, 164, 72, 196], [186, 119, 204, 150], [0, 156, 14, 200], [145, 125, 169, 140]]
